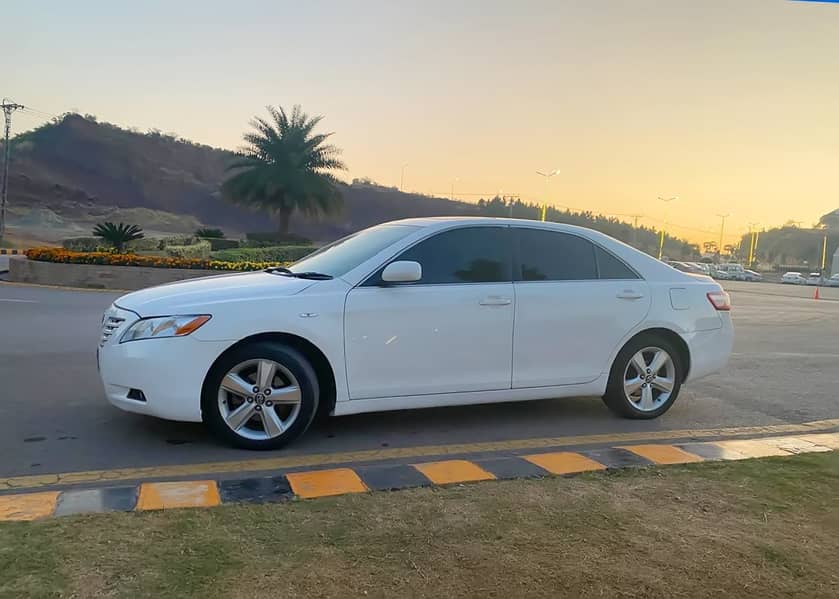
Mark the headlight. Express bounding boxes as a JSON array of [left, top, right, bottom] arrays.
[[120, 315, 211, 343]]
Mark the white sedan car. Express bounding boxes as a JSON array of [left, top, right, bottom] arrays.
[[98, 218, 734, 449], [781, 272, 806, 285]]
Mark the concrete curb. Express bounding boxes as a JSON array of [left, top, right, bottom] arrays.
[[1, 431, 836, 522]]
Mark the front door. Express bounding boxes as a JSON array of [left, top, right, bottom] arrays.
[[345, 226, 515, 399], [511, 228, 651, 387]]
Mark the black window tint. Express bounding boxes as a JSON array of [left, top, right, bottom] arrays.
[[516, 229, 597, 281], [396, 227, 511, 284], [595, 246, 639, 279]]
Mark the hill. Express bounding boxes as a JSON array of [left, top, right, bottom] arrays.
[[2, 113, 706, 260], [3, 114, 476, 244]]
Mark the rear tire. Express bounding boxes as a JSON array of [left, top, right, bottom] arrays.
[[602, 334, 684, 419], [202, 342, 319, 450]]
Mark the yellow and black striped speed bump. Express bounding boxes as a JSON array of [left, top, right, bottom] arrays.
[[0, 249, 27, 255], [1, 431, 837, 522]]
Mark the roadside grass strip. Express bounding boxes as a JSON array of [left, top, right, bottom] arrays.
[[1, 431, 837, 521]]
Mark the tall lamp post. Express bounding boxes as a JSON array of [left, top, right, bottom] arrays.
[[450, 177, 459, 201], [716, 213, 731, 260], [747, 222, 760, 267], [535, 169, 560, 221], [657, 196, 679, 260]]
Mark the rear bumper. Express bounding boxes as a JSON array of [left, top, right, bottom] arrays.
[[684, 315, 734, 383]]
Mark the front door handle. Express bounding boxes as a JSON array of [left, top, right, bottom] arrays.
[[616, 290, 644, 300], [479, 296, 512, 306]]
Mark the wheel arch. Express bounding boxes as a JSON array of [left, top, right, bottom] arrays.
[[202, 332, 337, 418], [622, 327, 691, 382]]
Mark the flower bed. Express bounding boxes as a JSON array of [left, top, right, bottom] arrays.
[[25, 247, 286, 272]]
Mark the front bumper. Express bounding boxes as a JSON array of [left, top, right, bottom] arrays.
[[98, 308, 231, 422]]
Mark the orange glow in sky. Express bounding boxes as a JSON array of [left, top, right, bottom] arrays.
[[6, 0, 839, 243]]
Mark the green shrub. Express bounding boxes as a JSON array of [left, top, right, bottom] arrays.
[[165, 240, 212, 259], [210, 245, 315, 263], [62, 237, 103, 252], [245, 232, 312, 246], [157, 235, 200, 250], [204, 238, 240, 251], [195, 227, 225, 238], [125, 237, 162, 252]]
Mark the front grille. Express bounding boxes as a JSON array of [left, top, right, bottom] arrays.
[[100, 315, 126, 347]]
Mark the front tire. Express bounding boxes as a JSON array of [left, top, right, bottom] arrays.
[[602, 334, 683, 419], [202, 342, 319, 450]]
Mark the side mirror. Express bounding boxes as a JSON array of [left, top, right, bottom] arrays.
[[381, 260, 422, 283]]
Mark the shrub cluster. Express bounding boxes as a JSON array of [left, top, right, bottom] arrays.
[[26, 247, 286, 272], [210, 245, 315, 263]]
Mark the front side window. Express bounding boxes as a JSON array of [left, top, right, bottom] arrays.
[[516, 228, 597, 281], [367, 226, 512, 285]]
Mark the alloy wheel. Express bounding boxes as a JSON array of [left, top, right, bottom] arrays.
[[622, 346, 676, 412]]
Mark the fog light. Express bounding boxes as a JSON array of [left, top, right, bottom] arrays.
[[127, 389, 147, 402]]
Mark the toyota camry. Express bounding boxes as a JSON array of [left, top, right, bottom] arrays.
[[98, 217, 733, 449]]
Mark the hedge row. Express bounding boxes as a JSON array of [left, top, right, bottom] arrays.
[[25, 247, 287, 272], [210, 245, 316, 263]]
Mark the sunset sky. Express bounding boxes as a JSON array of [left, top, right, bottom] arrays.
[[5, 0, 838, 244]]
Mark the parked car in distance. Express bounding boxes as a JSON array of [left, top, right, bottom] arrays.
[[666, 261, 705, 275], [806, 273, 823, 286], [712, 268, 733, 280], [742, 269, 762, 282], [825, 274, 839, 287], [98, 217, 734, 450], [716, 263, 746, 281], [781, 271, 806, 285]]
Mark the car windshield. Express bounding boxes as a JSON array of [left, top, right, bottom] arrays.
[[288, 224, 419, 278]]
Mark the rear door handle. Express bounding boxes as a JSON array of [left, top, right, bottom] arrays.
[[479, 296, 512, 306], [616, 290, 644, 300]]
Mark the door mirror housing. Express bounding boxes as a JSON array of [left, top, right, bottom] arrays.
[[381, 260, 422, 283]]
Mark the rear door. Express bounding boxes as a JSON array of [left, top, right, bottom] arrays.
[[511, 228, 651, 388]]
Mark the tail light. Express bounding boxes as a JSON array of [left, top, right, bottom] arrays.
[[707, 290, 731, 311]]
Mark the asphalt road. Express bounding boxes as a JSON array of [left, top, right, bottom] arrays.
[[0, 280, 837, 478]]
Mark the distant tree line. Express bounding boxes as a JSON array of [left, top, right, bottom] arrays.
[[476, 196, 699, 259]]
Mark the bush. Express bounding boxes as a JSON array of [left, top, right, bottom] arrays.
[[62, 237, 104, 252], [245, 232, 312, 246], [164, 240, 212, 259], [125, 237, 162, 252], [196, 228, 225, 238], [204, 238, 240, 251], [156, 235, 200, 250], [25, 247, 287, 272], [210, 245, 315, 263]]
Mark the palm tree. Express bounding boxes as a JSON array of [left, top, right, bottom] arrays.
[[222, 105, 346, 235], [92, 222, 144, 252]]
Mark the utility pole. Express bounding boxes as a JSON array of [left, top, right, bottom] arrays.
[[716, 213, 731, 260], [400, 163, 408, 191], [1, 99, 24, 242], [657, 196, 679, 260], [628, 214, 644, 247], [747, 222, 760, 267]]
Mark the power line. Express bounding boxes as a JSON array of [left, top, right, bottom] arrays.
[[1, 99, 25, 241]]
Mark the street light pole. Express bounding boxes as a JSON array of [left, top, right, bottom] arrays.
[[747, 222, 760, 267], [535, 169, 559, 222], [450, 177, 459, 201], [400, 163, 408, 191], [657, 196, 678, 260], [716, 213, 731, 259]]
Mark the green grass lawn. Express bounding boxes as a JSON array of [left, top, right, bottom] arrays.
[[2, 452, 838, 599]]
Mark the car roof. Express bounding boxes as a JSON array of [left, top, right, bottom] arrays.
[[387, 216, 598, 235]]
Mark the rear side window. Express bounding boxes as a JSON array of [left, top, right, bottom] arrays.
[[367, 226, 512, 285], [515, 229, 597, 281], [595, 246, 639, 280]]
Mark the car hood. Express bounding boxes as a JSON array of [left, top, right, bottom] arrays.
[[114, 271, 317, 316]]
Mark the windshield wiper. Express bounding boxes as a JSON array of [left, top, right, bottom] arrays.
[[283, 271, 333, 280], [265, 266, 333, 280]]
